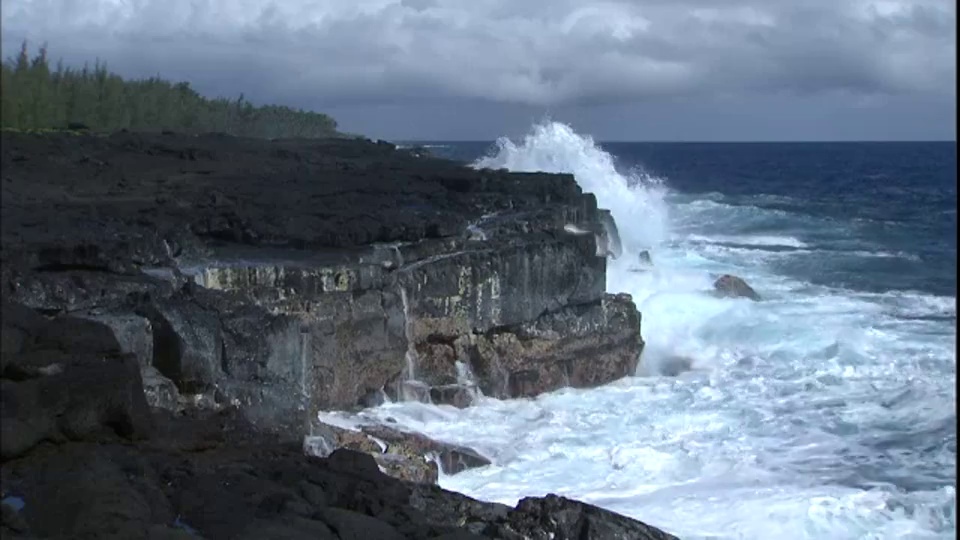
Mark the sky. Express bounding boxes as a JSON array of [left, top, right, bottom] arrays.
[[1, 0, 956, 141]]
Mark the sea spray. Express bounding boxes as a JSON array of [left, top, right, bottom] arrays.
[[473, 121, 683, 375], [474, 121, 670, 253], [385, 242, 430, 403], [391, 244, 405, 267], [353, 122, 956, 539], [299, 329, 311, 408], [399, 286, 418, 381], [455, 360, 484, 404]]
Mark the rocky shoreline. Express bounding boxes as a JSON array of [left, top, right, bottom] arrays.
[[1, 131, 674, 539]]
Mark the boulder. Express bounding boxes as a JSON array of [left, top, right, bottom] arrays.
[[637, 250, 653, 266], [627, 250, 654, 273], [712, 274, 761, 301], [308, 421, 489, 481], [361, 425, 492, 475], [429, 384, 479, 408], [141, 365, 180, 411], [0, 306, 153, 461], [75, 312, 155, 368], [493, 494, 679, 540], [374, 453, 440, 485], [1, 351, 152, 461], [140, 297, 224, 395]]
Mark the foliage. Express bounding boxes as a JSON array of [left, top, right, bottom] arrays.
[[0, 41, 340, 138]]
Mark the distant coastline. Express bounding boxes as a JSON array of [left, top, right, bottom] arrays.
[[0, 41, 343, 139]]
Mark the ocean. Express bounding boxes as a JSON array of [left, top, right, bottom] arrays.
[[351, 123, 957, 539]]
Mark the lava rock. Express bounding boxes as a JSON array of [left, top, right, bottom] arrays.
[[429, 384, 478, 409], [637, 250, 653, 266], [0, 131, 675, 540], [712, 274, 761, 301]]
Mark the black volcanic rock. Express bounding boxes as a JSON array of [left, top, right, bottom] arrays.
[[0, 131, 582, 261], [1, 306, 153, 460], [0, 131, 673, 539], [494, 495, 677, 540], [712, 274, 761, 301], [3, 131, 644, 434]]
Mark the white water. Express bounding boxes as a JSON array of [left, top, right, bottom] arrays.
[[399, 286, 418, 381], [341, 122, 956, 539]]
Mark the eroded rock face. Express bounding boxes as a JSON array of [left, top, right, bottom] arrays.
[[410, 293, 643, 399], [2, 130, 644, 452], [141, 297, 224, 395], [0, 131, 670, 540], [118, 210, 640, 434]]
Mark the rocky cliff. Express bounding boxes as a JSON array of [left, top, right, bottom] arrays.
[[0, 131, 669, 539]]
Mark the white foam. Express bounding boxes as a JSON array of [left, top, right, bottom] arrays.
[[475, 121, 669, 251], [345, 122, 956, 539], [687, 233, 809, 248], [316, 411, 364, 431]]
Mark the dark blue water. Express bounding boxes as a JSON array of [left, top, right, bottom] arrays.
[[415, 141, 957, 299]]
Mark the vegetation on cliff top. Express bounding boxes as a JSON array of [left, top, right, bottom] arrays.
[[0, 41, 341, 138]]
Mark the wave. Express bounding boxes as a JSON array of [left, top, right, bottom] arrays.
[[689, 242, 923, 262], [686, 233, 809, 249], [353, 121, 956, 540], [394, 143, 452, 149], [474, 122, 670, 251]]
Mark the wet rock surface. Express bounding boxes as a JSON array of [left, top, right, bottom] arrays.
[[712, 274, 761, 301], [0, 387, 677, 539], [306, 419, 492, 483], [1, 131, 672, 538], [429, 384, 478, 408], [3, 131, 643, 423], [637, 250, 653, 267], [0, 406, 677, 540]]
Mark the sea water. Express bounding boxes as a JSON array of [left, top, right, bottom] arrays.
[[347, 123, 956, 539]]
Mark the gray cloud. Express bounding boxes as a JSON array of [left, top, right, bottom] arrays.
[[1, 0, 955, 139]]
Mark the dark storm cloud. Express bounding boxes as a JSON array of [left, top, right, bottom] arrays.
[[1, 0, 955, 140]]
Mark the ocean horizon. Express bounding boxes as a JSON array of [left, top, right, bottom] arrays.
[[399, 139, 957, 145]]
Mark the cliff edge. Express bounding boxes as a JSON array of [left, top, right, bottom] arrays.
[[0, 131, 671, 539]]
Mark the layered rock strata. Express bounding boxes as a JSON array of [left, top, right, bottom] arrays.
[[0, 131, 666, 538], [2, 131, 644, 439]]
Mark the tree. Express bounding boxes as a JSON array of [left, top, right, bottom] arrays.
[[1, 41, 342, 138]]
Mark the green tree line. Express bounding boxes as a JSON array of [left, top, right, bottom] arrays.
[[0, 42, 341, 138]]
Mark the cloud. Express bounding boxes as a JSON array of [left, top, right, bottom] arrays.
[[1, 0, 955, 109]]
